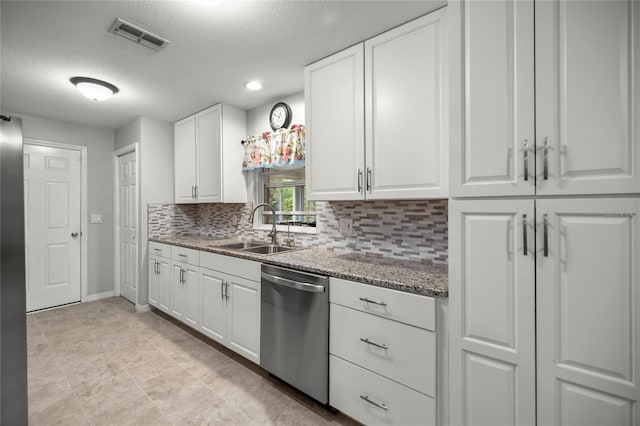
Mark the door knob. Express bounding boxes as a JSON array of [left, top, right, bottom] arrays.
[[71, 232, 79, 238]]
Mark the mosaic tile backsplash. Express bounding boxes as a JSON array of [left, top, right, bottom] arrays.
[[148, 200, 448, 264]]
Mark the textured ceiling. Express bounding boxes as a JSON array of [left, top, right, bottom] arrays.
[[0, 0, 445, 129]]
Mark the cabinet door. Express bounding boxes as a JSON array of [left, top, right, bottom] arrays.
[[449, 0, 535, 197], [537, 197, 640, 425], [196, 105, 223, 203], [199, 268, 226, 345], [148, 256, 159, 307], [183, 265, 199, 329], [157, 257, 171, 314], [305, 44, 365, 201], [365, 10, 448, 199], [226, 276, 260, 363], [174, 116, 197, 203], [536, 1, 640, 195], [449, 199, 535, 426], [171, 263, 186, 321]]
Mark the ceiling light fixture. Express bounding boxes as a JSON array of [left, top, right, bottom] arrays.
[[244, 81, 262, 91], [70, 77, 119, 101]]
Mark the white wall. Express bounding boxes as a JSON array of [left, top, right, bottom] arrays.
[[7, 111, 115, 297], [114, 117, 141, 151], [246, 92, 304, 136]]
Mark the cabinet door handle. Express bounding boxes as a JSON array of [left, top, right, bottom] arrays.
[[195, 185, 198, 198], [523, 139, 529, 181], [357, 169, 363, 193], [543, 137, 549, 180], [366, 167, 372, 193], [191, 185, 195, 199], [359, 395, 388, 411], [543, 214, 549, 257], [225, 282, 230, 300], [155, 261, 159, 275], [360, 337, 388, 350], [359, 297, 387, 307], [522, 214, 528, 256], [221, 281, 225, 300]]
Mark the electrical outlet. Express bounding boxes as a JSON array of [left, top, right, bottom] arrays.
[[338, 218, 353, 234], [90, 214, 103, 224], [232, 215, 238, 226]]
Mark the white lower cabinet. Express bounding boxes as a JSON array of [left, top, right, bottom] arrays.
[[148, 242, 171, 314], [330, 355, 435, 426], [170, 246, 200, 326], [199, 268, 227, 345], [329, 278, 438, 425], [449, 197, 640, 425]]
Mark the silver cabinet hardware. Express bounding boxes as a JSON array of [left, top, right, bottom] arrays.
[[225, 282, 230, 300], [178, 253, 187, 258], [360, 337, 388, 350], [221, 281, 225, 300], [543, 214, 549, 257], [153, 248, 161, 252], [180, 268, 186, 284], [357, 169, 363, 193], [523, 214, 528, 256], [71, 232, 79, 238], [154, 261, 159, 275], [191, 185, 195, 199], [195, 185, 198, 198], [366, 167, 372, 193], [358, 297, 387, 307], [359, 395, 388, 411], [261, 272, 325, 293], [543, 137, 549, 180], [523, 139, 529, 181]]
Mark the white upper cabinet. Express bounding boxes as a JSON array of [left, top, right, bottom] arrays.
[[306, 8, 448, 201], [536, 0, 640, 195], [365, 9, 448, 199], [450, 0, 535, 197], [174, 104, 247, 204], [451, 0, 640, 197], [536, 197, 640, 425], [305, 44, 365, 201]]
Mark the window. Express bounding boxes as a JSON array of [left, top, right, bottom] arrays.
[[260, 167, 316, 229]]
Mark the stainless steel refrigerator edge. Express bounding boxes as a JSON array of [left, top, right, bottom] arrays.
[[260, 265, 329, 404], [0, 115, 28, 425]]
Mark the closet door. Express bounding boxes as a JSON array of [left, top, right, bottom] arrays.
[[449, 199, 535, 426], [536, 0, 640, 195], [537, 197, 640, 425], [449, 0, 535, 197]]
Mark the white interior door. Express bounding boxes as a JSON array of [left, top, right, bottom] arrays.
[[537, 197, 640, 425], [118, 151, 138, 303], [24, 144, 81, 312]]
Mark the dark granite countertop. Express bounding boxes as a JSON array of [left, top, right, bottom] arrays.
[[149, 235, 448, 297]]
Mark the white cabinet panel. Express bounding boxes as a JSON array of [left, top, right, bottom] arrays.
[[365, 10, 448, 199], [196, 105, 222, 203], [157, 257, 171, 314], [450, 0, 535, 197], [174, 116, 197, 203], [184, 267, 199, 328], [536, 0, 640, 195], [227, 277, 260, 364], [148, 257, 159, 308], [305, 44, 365, 201], [537, 197, 640, 425], [449, 199, 536, 426], [171, 263, 186, 321], [199, 268, 226, 345]]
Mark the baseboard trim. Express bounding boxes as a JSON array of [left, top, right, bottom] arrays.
[[86, 291, 114, 302], [135, 303, 151, 313]]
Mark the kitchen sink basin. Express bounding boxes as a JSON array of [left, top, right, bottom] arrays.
[[240, 245, 299, 255], [216, 241, 270, 250]]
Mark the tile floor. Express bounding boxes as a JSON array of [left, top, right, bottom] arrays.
[[27, 297, 355, 425]]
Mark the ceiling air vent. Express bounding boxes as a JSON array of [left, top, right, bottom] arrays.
[[109, 18, 170, 50]]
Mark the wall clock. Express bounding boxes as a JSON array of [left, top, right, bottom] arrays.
[[269, 102, 292, 131]]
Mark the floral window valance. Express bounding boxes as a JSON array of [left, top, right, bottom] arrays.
[[242, 124, 305, 171]]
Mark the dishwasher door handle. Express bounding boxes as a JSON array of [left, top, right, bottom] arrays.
[[261, 272, 325, 293]]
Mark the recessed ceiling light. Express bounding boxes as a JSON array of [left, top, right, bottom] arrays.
[[70, 77, 119, 101], [244, 81, 262, 91]]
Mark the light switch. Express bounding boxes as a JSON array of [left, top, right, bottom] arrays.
[[338, 218, 353, 234], [90, 214, 103, 224]]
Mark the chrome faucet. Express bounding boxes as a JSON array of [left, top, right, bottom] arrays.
[[248, 203, 277, 246]]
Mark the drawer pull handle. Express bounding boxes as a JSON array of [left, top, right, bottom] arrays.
[[154, 248, 161, 252], [360, 395, 388, 411], [360, 337, 388, 350], [359, 297, 387, 307]]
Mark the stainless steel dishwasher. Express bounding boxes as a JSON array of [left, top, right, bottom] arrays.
[[260, 264, 329, 404]]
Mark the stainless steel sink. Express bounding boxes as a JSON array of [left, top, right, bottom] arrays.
[[216, 241, 270, 250], [240, 245, 299, 255]]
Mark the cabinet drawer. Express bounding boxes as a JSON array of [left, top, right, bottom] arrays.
[[330, 277, 435, 330], [330, 355, 435, 426], [200, 251, 260, 282], [171, 246, 199, 266], [330, 304, 435, 397], [149, 242, 170, 258]]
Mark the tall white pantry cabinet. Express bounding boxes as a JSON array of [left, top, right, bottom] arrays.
[[448, 1, 640, 426]]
